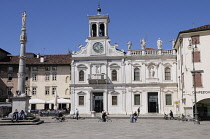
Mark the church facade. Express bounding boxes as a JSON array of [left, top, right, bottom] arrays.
[[70, 11, 178, 115]]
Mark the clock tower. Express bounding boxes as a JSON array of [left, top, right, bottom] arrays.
[[87, 5, 110, 55]]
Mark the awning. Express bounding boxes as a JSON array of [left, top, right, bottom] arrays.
[[46, 98, 71, 104], [29, 98, 46, 104]]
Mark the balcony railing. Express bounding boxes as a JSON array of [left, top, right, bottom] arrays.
[[88, 74, 108, 84], [129, 49, 175, 56]]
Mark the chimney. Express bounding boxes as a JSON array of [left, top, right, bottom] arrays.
[[40, 56, 44, 63], [36, 53, 40, 58]]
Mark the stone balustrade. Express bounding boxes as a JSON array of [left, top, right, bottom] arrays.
[[129, 49, 175, 56]]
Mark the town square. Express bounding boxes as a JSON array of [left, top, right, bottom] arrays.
[[1, 0, 210, 138]]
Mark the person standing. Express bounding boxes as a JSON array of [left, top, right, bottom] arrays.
[[137, 107, 140, 116], [76, 109, 79, 120], [102, 111, 107, 122], [170, 110, 174, 120]]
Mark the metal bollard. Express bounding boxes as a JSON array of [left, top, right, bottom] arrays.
[[130, 114, 134, 123]]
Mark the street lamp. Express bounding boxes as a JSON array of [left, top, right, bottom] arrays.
[[188, 38, 200, 124]]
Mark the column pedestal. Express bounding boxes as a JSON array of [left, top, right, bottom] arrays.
[[11, 96, 31, 113]]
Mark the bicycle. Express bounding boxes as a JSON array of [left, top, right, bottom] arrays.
[[98, 117, 112, 122], [52, 117, 68, 122]]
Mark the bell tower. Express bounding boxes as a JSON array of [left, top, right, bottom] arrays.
[[88, 5, 110, 40]]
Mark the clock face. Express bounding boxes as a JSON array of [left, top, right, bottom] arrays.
[[93, 42, 104, 53]]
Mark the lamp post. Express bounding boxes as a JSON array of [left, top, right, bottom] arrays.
[[189, 38, 200, 124]]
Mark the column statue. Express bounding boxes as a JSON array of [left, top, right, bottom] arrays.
[[22, 11, 27, 28], [127, 41, 132, 50], [157, 38, 163, 49], [140, 38, 146, 50]]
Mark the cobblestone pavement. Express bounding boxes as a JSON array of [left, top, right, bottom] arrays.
[[1, 118, 210, 139]]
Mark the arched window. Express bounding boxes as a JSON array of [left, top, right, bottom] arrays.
[[99, 23, 105, 36], [92, 24, 97, 37], [134, 68, 140, 81], [165, 67, 171, 80], [79, 70, 84, 81], [112, 70, 117, 81]]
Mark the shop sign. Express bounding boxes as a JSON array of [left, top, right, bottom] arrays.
[[192, 91, 210, 94]]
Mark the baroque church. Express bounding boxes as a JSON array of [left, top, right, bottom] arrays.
[[70, 7, 177, 115]]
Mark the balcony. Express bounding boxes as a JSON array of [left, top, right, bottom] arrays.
[[88, 74, 108, 84]]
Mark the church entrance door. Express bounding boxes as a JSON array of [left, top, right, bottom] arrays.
[[148, 92, 159, 113], [93, 93, 103, 112]]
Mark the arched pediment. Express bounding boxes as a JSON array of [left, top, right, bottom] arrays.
[[110, 63, 120, 70], [77, 91, 86, 95], [77, 64, 88, 70], [110, 91, 120, 95], [163, 63, 172, 68], [133, 91, 141, 94], [133, 63, 141, 67]]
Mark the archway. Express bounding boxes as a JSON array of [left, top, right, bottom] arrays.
[[193, 98, 210, 120]]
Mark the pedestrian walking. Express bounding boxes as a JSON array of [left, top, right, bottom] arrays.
[[76, 108, 79, 120], [169, 110, 174, 120], [137, 107, 140, 116]]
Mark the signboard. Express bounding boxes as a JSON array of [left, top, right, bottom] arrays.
[[174, 101, 179, 104]]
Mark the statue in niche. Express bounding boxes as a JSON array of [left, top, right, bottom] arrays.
[[157, 38, 163, 49], [140, 38, 146, 50], [149, 66, 155, 78]]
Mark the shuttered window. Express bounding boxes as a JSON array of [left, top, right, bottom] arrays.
[[112, 70, 117, 81], [79, 96, 84, 105], [194, 73, 202, 87], [165, 67, 171, 80], [191, 35, 200, 44], [79, 70, 84, 81], [112, 96, 117, 105], [165, 94, 172, 105], [134, 68, 140, 81], [192, 51, 200, 62], [134, 94, 140, 105]]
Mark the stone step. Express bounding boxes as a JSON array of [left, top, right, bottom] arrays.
[[0, 120, 44, 126], [0, 118, 41, 123]]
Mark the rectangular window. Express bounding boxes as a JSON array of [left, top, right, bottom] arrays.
[[32, 73, 37, 81], [52, 73, 57, 81], [7, 87, 13, 96], [134, 94, 140, 105], [79, 96, 84, 105], [31, 104, 36, 110], [165, 94, 172, 105], [25, 74, 29, 81], [52, 66, 57, 71], [194, 72, 202, 87], [45, 73, 50, 81], [45, 66, 50, 71], [52, 87, 56, 95], [191, 35, 200, 44], [112, 96, 117, 105], [44, 104, 49, 110], [8, 67, 13, 71], [25, 88, 28, 95], [26, 67, 29, 71], [32, 87, 36, 95], [45, 87, 50, 95], [8, 74, 12, 81], [192, 51, 200, 63], [32, 67, 38, 71]]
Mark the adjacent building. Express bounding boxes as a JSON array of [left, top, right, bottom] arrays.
[[0, 53, 71, 111], [174, 25, 210, 120]]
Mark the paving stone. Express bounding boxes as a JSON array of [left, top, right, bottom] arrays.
[[0, 118, 210, 139]]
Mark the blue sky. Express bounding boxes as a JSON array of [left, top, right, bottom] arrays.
[[0, 0, 210, 55]]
